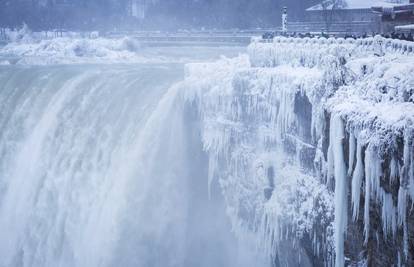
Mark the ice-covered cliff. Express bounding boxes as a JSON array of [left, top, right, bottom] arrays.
[[181, 36, 414, 266]]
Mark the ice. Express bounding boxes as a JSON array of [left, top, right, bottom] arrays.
[[403, 129, 414, 200], [381, 190, 397, 237], [328, 114, 347, 267], [181, 52, 336, 264], [351, 139, 364, 221], [362, 146, 384, 243], [182, 36, 414, 266], [348, 133, 356, 176]]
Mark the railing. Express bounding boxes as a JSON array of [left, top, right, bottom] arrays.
[[286, 20, 376, 34], [252, 35, 414, 56]]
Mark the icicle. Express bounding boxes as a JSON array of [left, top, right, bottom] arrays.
[[408, 132, 414, 201], [402, 129, 413, 200], [381, 190, 397, 237], [364, 148, 371, 244], [403, 223, 409, 260], [327, 118, 335, 184], [390, 156, 399, 184], [207, 154, 218, 198], [351, 141, 363, 221], [275, 90, 294, 141], [329, 114, 347, 267], [348, 132, 356, 176], [398, 252, 401, 267], [372, 152, 382, 201], [397, 187, 407, 227]]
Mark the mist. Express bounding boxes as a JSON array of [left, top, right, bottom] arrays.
[[0, 0, 319, 31]]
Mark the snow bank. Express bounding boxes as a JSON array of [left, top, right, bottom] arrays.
[[181, 36, 414, 266]]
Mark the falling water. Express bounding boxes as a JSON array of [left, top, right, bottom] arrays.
[[0, 51, 257, 267]]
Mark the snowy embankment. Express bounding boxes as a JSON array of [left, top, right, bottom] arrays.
[[181, 36, 414, 266]]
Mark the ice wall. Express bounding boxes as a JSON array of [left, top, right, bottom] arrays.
[[182, 36, 414, 266]]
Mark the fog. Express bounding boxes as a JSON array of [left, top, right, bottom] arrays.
[[0, 0, 319, 31]]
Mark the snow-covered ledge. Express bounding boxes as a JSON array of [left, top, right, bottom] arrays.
[[181, 36, 414, 266], [250, 36, 414, 68]]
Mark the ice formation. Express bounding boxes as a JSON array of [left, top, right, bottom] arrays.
[[181, 36, 414, 266]]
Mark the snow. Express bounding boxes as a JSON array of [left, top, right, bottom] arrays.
[[307, 0, 409, 11], [395, 24, 414, 31], [181, 35, 414, 266]]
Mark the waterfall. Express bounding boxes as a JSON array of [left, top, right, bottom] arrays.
[[0, 63, 252, 267]]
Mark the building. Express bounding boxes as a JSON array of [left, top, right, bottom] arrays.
[[372, 0, 414, 32], [289, 0, 411, 35]]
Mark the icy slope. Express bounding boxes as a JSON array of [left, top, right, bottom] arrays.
[[181, 36, 414, 266]]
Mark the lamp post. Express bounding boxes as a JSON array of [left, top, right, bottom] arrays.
[[282, 6, 288, 34]]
